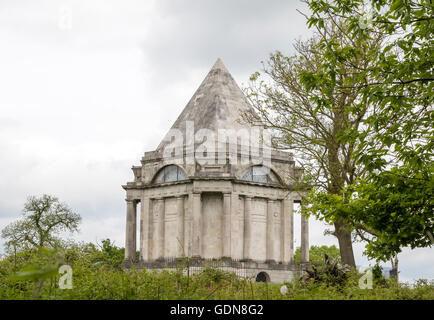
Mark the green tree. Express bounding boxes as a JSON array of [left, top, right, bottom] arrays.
[[1, 195, 81, 251], [294, 245, 341, 267], [301, 0, 433, 262], [97, 239, 125, 269], [245, 21, 384, 267]]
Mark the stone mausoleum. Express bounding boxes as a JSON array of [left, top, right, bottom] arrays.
[[122, 59, 309, 283]]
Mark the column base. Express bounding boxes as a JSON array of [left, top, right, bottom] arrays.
[[123, 258, 136, 268]]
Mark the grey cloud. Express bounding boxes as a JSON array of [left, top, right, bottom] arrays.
[[144, 0, 309, 78]]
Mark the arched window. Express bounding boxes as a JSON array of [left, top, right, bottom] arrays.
[[152, 165, 187, 184], [241, 166, 277, 183]]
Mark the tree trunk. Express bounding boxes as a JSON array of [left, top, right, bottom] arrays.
[[390, 255, 399, 281], [334, 220, 356, 267], [327, 118, 357, 268]]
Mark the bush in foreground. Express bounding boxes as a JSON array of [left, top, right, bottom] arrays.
[[0, 242, 432, 300]]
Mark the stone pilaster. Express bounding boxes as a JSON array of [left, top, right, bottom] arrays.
[[176, 196, 185, 257], [191, 193, 202, 257], [243, 196, 252, 260], [282, 198, 294, 264], [266, 199, 275, 262], [301, 212, 309, 263], [148, 199, 154, 261], [222, 193, 231, 258], [140, 196, 150, 261], [184, 197, 191, 257], [157, 198, 165, 259], [289, 200, 294, 264], [125, 199, 137, 262]]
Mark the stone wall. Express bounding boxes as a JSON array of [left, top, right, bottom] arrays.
[[137, 257, 298, 284]]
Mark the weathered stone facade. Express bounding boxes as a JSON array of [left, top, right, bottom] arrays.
[[122, 59, 309, 283]]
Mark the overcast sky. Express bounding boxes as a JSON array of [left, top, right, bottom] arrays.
[[0, 0, 432, 282]]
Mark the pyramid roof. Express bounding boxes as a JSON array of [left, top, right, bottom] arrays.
[[157, 58, 259, 151]]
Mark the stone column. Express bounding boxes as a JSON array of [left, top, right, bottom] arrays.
[[148, 199, 155, 260], [125, 199, 137, 262], [222, 193, 231, 258], [191, 193, 202, 257], [157, 198, 165, 259], [289, 200, 294, 264], [282, 198, 294, 264], [140, 196, 150, 261], [243, 196, 252, 260], [176, 196, 185, 257], [266, 199, 275, 262], [301, 212, 309, 263]]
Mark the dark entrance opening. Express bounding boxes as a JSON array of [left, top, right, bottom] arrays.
[[255, 272, 270, 283]]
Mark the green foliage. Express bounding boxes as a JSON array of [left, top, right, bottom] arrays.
[[284, 271, 434, 300], [1, 195, 81, 251], [301, 0, 434, 261], [97, 239, 125, 270], [372, 263, 390, 287], [245, 21, 381, 266], [372, 264, 383, 282], [0, 242, 432, 300], [2, 247, 67, 298], [294, 245, 341, 267], [250, 0, 432, 266], [305, 165, 433, 261], [300, 254, 351, 288]]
